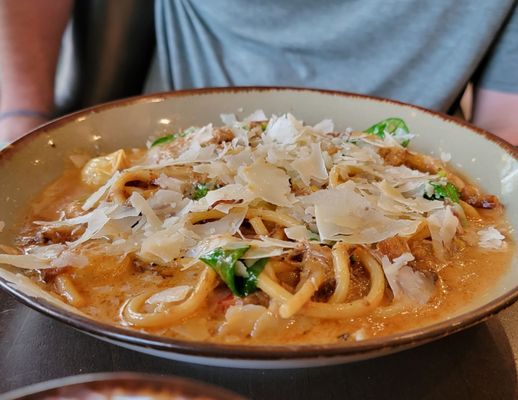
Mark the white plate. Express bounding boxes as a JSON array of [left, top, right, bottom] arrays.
[[0, 87, 516, 368]]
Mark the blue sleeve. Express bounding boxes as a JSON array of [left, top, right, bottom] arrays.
[[474, 4, 518, 93]]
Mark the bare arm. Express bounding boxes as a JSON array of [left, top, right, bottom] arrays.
[[0, 0, 72, 143], [472, 87, 518, 146]]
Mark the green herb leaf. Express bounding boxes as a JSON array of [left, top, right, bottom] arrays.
[[192, 183, 210, 200], [199, 247, 267, 297], [242, 257, 268, 296], [150, 128, 191, 148], [364, 117, 411, 147], [151, 134, 176, 147], [308, 231, 320, 241], [200, 247, 250, 296], [424, 182, 460, 203]]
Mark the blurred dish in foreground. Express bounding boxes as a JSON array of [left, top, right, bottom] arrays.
[[0, 372, 246, 400]]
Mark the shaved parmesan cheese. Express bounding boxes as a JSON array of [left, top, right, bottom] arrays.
[[139, 230, 185, 264], [427, 207, 459, 259], [244, 109, 267, 122], [397, 266, 435, 304], [154, 174, 184, 191], [82, 171, 121, 211], [129, 192, 162, 230], [3, 243, 87, 269], [224, 147, 253, 170], [242, 237, 299, 259], [146, 286, 191, 305], [220, 113, 237, 126], [68, 208, 111, 248], [51, 251, 89, 268], [190, 184, 254, 213], [0, 221, 4, 233], [265, 114, 302, 145], [190, 207, 247, 237], [381, 253, 435, 304], [190, 124, 214, 144], [478, 226, 506, 250], [35, 204, 132, 229], [185, 234, 245, 259], [108, 205, 141, 219], [193, 162, 232, 183], [242, 247, 284, 259], [313, 119, 334, 134], [253, 236, 300, 249], [291, 143, 328, 185], [148, 190, 184, 212], [230, 126, 249, 147], [185, 234, 298, 260], [377, 180, 444, 214], [284, 225, 318, 242], [238, 158, 293, 207], [304, 181, 420, 243], [0, 254, 50, 269]]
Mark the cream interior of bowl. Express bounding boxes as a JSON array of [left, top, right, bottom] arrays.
[[0, 88, 516, 330]]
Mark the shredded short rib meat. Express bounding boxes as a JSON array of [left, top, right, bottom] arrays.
[[376, 236, 410, 261]]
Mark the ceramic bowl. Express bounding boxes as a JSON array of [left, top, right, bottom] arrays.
[[0, 87, 516, 368], [0, 372, 246, 400]]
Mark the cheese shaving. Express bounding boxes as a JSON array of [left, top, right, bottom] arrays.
[[129, 192, 162, 230], [381, 253, 435, 304], [478, 226, 506, 250], [291, 143, 329, 185], [238, 158, 293, 207], [82, 171, 121, 211], [426, 207, 459, 259]]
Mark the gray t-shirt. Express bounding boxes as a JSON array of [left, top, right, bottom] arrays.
[[154, 0, 517, 112]]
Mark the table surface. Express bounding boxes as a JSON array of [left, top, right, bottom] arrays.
[[0, 289, 517, 400]]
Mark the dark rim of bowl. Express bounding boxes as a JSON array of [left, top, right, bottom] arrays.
[[0, 372, 247, 400], [0, 86, 516, 362]]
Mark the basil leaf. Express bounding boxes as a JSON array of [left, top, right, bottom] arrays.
[[192, 183, 210, 200], [200, 246, 250, 296], [150, 128, 192, 147], [424, 182, 460, 203], [199, 247, 267, 297], [242, 257, 268, 296], [151, 134, 176, 147], [364, 117, 411, 147]]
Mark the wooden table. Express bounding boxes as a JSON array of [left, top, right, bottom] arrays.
[[0, 290, 517, 399]]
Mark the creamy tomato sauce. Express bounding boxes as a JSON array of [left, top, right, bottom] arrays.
[[16, 166, 514, 346]]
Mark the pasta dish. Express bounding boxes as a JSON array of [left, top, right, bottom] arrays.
[[0, 111, 513, 345]]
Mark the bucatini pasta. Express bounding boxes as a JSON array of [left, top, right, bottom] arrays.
[[0, 111, 513, 345]]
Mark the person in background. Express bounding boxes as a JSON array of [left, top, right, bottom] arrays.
[[0, 0, 517, 145]]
